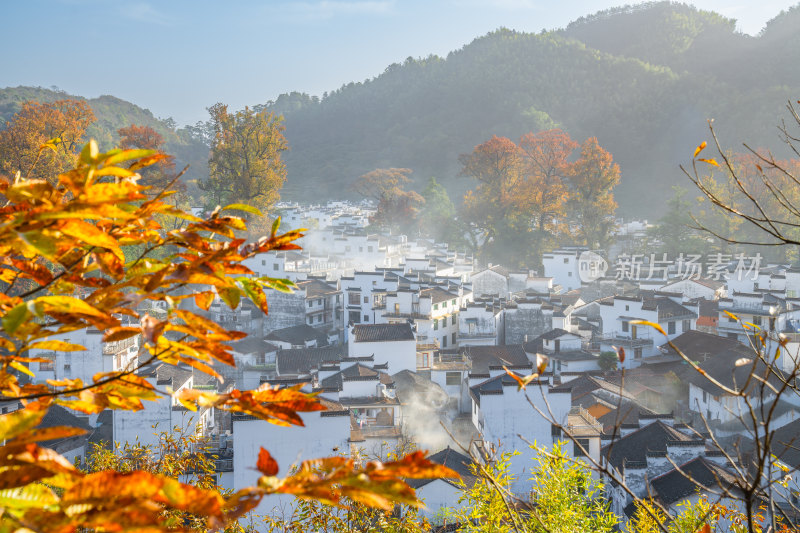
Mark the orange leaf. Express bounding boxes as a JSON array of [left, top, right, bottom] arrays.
[[503, 366, 539, 390], [257, 447, 279, 476], [194, 291, 215, 311], [102, 326, 141, 342], [697, 158, 720, 167]]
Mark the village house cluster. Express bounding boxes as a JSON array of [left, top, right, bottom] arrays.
[[14, 202, 800, 527]]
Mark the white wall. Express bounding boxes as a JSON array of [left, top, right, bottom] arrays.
[[348, 338, 416, 375], [232, 409, 351, 517], [473, 381, 570, 495], [416, 480, 462, 520]]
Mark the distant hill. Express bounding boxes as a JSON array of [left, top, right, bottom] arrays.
[[2, 2, 798, 217], [0, 86, 209, 187], [265, 2, 799, 216]]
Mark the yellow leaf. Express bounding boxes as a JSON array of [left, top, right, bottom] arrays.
[[28, 340, 86, 352], [630, 320, 666, 336], [59, 220, 124, 261], [36, 296, 107, 318], [698, 158, 720, 167], [693, 141, 707, 158], [0, 402, 48, 441], [9, 360, 34, 377]]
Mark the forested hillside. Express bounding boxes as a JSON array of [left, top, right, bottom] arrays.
[[267, 2, 799, 215], [3, 2, 798, 215], [0, 86, 209, 186]]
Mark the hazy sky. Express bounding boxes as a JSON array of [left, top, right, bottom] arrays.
[[2, 0, 797, 125]]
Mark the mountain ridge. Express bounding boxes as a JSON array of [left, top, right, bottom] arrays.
[[2, 2, 798, 216]]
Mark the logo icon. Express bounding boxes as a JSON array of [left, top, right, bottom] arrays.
[[578, 251, 608, 283]]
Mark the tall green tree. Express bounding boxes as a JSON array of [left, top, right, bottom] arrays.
[[418, 177, 464, 246], [201, 103, 288, 212], [650, 185, 707, 257]]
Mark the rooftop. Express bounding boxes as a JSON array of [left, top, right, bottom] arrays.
[[352, 323, 415, 343]]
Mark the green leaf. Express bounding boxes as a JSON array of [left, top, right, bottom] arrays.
[[260, 277, 296, 294], [19, 230, 57, 259], [2, 303, 29, 335], [271, 216, 281, 236], [239, 278, 268, 314], [80, 139, 99, 164], [0, 484, 59, 510], [222, 203, 262, 217], [217, 287, 241, 309], [103, 148, 156, 167]]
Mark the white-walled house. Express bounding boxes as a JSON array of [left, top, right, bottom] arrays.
[[340, 270, 401, 328], [381, 286, 468, 357], [646, 458, 743, 532], [29, 327, 140, 386], [469, 372, 571, 495], [348, 323, 416, 374], [37, 405, 93, 466], [659, 278, 725, 301], [294, 278, 343, 339], [542, 248, 589, 292], [231, 396, 352, 516], [470, 265, 553, 299], [600, 419, 705, 520], [431, 344, 533, 414], [265, 324, 323, 349], [458, 299, 505, 346], [524, 328, 599, 377], [408, 447, 477, 520], [113, 364, 214, 449], [319, 362, 402, 458], [660, 331, 800, 434], [597, 294, 697, 365]]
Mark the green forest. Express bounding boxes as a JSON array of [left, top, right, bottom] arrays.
[[3, 1, 799, 215]]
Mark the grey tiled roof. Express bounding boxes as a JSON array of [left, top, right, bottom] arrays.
[[464, 345, 531, 374], [276, 346, 345, 376], [406, 447, 477, 489], [266, 324, 324, 345], [651, 457, 739, 506], [601, 420, 696, 470], [352, 323, 415, 343]]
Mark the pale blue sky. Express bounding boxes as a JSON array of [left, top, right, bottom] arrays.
[[2, 0, 797, 125]]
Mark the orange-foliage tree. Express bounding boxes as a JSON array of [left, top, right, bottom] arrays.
[[352, 168, 424, 234], [459, 136, 526, 264], [460, 130, 620, 265], [0, 99, 95, 184], [566, 137, 621, 248], [118, 124, 180, 195], [0, 140, 456, 531]]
